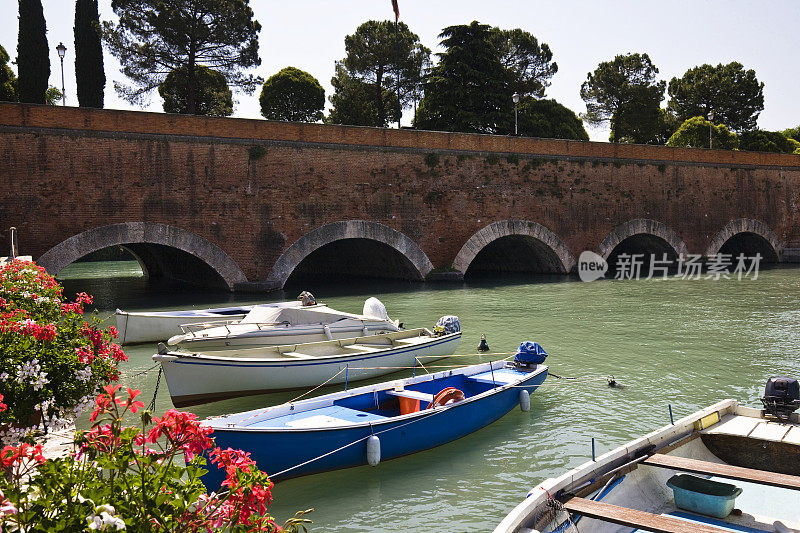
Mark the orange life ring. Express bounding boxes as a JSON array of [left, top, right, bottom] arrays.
[[428, 387, 465, 409]]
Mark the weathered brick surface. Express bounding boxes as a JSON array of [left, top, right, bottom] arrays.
[[1, 102, 799, 283]]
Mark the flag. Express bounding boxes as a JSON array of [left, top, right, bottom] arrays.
[[391, 0, 399, 21]]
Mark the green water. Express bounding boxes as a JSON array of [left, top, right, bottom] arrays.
[[59, 264, 800, 532]]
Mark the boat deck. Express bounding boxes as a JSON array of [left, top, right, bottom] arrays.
[[249, 405, 387, 429], [703, 413, 800, 444]]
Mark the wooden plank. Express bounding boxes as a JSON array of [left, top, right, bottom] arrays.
[[562, 497, 733, 533], [643, 453, 800, 490], [386, 390, 434, 402]]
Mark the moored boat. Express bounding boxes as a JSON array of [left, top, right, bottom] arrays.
[[495, 377, 800, 533], [115, 301, 302, 345], [152, 321, 462, 407], [201, 351, 548, 486], [166, 297, 401, 350]]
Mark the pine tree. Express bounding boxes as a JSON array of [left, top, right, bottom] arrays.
[[17, 0, 50, 104], [74, 0, 105, 108]]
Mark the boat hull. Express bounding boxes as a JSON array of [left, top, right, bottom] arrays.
[[203, 364, 546, 485], [156, 332, 462, 407], [116, 307, 252, 344]]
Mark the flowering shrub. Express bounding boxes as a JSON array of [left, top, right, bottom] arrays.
[[0, 385, 312, 531], [0, 259, 124, 444]]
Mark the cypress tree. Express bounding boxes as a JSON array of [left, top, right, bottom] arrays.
[[74, 0, 105, 107], [17, 0, 50, 104]]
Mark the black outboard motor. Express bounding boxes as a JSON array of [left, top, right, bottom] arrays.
[[761, 376, 800, 421]]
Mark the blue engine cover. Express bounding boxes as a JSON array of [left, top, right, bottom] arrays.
[[514, 341, 548, 365]]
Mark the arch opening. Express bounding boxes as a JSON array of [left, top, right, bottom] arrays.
[[718, 232, 779, 263], [38, 222, 247, 292], [606, 234, 680, 277], [285, 238, 424, 286], [54, 243, 230, 290], [464, 235, 566, 278]]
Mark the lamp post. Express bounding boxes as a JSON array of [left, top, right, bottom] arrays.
[[56, 42, 67, 106], [512, 93, 520, 135], [708, 110, 715, 149]]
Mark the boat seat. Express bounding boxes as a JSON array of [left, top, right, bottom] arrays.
[[386, 389, 435, 403], [346, 345, 382, 353]]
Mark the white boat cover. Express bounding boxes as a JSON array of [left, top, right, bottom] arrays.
[[239, 305, 364, 325]]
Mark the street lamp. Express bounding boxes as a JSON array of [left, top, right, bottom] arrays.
[[708, 110, 715, 149], [512, 93, 520, 135], [56, 42, 66, 106]]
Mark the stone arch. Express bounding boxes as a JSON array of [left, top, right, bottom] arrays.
[[267, 220, 434, 287], [37, 222, 247, 291], [452, 220, 576, 275], [705, 218, 782, 261], [598, 219, 689, 260]]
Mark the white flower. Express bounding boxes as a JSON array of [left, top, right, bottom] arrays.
[[0, 372, 9, 382], [75, 367, 93, 383], [87, 505, 126, 531]]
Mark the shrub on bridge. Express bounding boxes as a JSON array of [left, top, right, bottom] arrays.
[[666, 116, 739, 150], [0, 259, 123, 444]]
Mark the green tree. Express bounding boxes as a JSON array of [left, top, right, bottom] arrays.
[[259, 67, 324, 122], [667, 62, 764, 133], [0, 44, 18, 102], [74, 0, 105, 108], [666, 116, 738, 149], [516, 98, 588, 140], [782, 126, 800, 143], [580, 53, 665, 144], [45, 85, 63, 105], [158, 65, 233, 116], [492, 28, 557, 98], [327, 63, 399, 126], [104, 0, 262, 114], [739, 129, 797, 153], [415, 21, 512, 133], [330, 20, 430, 127], [17, 0, 50, 104]]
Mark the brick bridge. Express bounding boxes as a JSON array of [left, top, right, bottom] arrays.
[[2, 102, 799, 291]]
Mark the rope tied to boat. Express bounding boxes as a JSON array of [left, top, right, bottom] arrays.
[[148, 366, 163, 412]]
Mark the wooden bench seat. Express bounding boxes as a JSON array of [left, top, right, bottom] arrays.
[[386, 389, 434, 403], [562, 497, 734, 533], [642, 453, 800, 490]]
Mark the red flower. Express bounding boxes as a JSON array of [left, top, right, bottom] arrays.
[[0, 393, 6, 413], [124, 388, 144, 413]]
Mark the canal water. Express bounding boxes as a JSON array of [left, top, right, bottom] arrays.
[[59, 263, 800, 532]]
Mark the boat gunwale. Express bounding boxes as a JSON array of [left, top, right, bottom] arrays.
[[154, 330, 461, 366], [203, 360, 548, 434]]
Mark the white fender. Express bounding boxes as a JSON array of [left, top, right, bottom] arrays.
[[519, 389, 531, 412], [366, 435, 381, 466]]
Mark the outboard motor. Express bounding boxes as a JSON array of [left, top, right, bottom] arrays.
[[514, 341, 548, 369], [761, 376, 800, 421], [433, 316, 461, 336]]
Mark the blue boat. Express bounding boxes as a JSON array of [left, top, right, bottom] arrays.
[[202, 347, 548, 485]]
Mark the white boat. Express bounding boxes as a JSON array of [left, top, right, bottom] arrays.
[[166, 297, 401, 350], [153, 324, 462, 407], [495, 377, 800, 533], [115, 301, 301, 345]]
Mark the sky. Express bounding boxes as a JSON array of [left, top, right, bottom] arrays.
[[1, 1, 798, 141]]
